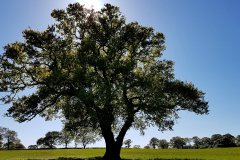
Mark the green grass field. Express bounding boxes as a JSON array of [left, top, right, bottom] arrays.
[[0, 148, 240, 160]]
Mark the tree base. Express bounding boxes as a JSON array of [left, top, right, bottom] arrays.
[[102, 153, 121, 160]]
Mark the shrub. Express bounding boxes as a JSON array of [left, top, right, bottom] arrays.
[[144, 145, 150, 149], [15, 143, 26, 150], [28, 145, 38, 149]]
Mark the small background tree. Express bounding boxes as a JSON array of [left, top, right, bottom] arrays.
[[0, 127, 20, 150], [144, 145, 150, 149], [15, 143, 26, 150], [36, 131, 60, 149], [158, 139, 168, 149], [184, 138, 192, 149], [192, 136, 201, 149], [73, 127, 102, 149], [211, 134, 222, 147], [44, 131, 60, 149], [28, 145, 38, 149], [235, 135, 240, 147], [133, 145, 141, 149], [58, 129, 74, 148], [200, 137, 211, 148], [219, 133, 236, 147], [37, 138, 46, 149], [170, 136, 186, 149], [123, 139, 133, 148], [149, 137, 159, 149]]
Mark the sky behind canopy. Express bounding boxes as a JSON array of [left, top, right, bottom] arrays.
[[0, 0, 240, 148]]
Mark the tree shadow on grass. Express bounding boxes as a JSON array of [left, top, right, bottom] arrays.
[[25, 157, 207, 160]]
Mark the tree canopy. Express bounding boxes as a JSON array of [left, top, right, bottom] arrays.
[[0, 2, 209, 159]]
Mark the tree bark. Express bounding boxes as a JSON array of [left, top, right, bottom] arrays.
[[101, 116, 135, 160], [102, 129, 122, 160]]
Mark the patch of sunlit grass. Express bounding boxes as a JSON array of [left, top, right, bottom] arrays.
[[1, 147, 240, 160]]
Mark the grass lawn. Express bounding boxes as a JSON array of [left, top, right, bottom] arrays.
[[0, 147, 240, 160]]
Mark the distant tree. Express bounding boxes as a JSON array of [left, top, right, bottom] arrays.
[[36, 137, 46, 148], [149, 137, 159, 149], [170, 136, 186, 149], [133, 145, 141, 148], [192, 136, 201, 149], [201, 137, 211, 148], [44, 131, 60, 149], [58, 129, 74, 148], [0, 127, 20, 150], [235, 135, 240, 147], [123, 139, 133, 148], [37, 131, 60, 149], [73, 127, 102, 149], [144, 145, 150, 149], [184, 138, 192, 148], [15, 143, 26, 150], [3, 142, 15, 150], [219, 133, 236, 147], [158, 139, 168, 149], [211, 134, 222, 147], [235, 135, 240, 143], [28, 145, 38, 149]]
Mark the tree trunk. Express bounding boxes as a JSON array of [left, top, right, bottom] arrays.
[[98, 101, 136, 160], [102, 131, 122, 160], [101, 117, 135, 160]]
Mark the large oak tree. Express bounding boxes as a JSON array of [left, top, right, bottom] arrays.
[[0, 3, 209, 159]]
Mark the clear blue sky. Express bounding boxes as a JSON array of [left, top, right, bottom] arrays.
[[1, 0, 240, 148]]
